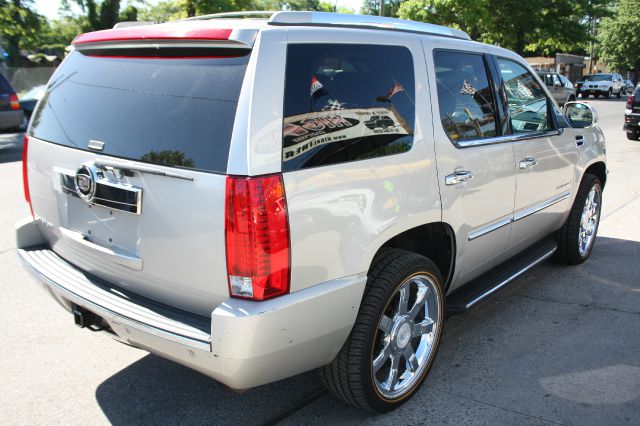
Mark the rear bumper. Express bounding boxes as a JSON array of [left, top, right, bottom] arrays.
[[578, 88, 608, 95], [16, 218, 366, 389], [0, 109, 24, 130], [624, 113, 640, 132]]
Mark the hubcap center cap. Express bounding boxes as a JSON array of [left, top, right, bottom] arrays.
[[396, 322, 412, 349]]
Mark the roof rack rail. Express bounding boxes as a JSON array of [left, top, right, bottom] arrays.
[[184, 11, 278, 21], [267, 11, 471, 40]]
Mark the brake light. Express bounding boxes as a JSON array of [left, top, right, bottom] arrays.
[[225, 175, 290, 301], [627, 95, 634, 109], [22, 135, 33, 218], [9, 94, 19, 110], [72, 27, 232, 45]]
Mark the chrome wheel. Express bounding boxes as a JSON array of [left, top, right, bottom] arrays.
[[372, 274, 441, 400], [578, 185, 600, 256]]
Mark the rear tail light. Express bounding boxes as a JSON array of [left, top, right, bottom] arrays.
[[225, 174, 290, 301], [9, 94, 20, 110], [627, 95, 634, 109], [22, 135, 34, 218]]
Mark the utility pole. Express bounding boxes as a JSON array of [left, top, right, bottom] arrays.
[[379, 0, 384, 16]]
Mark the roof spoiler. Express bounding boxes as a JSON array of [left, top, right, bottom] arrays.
[[72, 23, 257, 55]]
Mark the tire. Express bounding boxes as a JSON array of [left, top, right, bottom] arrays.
[[628, 131, 640, 141], [617, 88, 622, 98], [556, 174, 602, 265], [607, 88, 612, 99], [320, 249, 445, 412]]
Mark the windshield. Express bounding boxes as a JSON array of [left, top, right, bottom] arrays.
[[30, 51, 249, 173], [583, 74, 613, 82]]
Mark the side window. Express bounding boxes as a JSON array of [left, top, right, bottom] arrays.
[[552, 74, 561, 86], [282, 44, 415, 171], [496, 58, 552, 133], [433, 51, 497, 143]]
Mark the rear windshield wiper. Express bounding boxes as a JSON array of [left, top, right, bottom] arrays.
[[94, 159, 194, 181]]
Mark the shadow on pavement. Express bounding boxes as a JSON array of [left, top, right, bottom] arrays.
[[94, 237, 640, 425], [0, 132, 24, 164], [95, 354, 322, 426]]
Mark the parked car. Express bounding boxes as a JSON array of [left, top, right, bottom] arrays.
[[0, 72, 24, 131], [623, 79, 635, 95], [16, 12, 607, 413], [576, 73, 625, 98], [18, 84, 46, 129], [536, 71, 575, 105], [624, 84, 640, 140]]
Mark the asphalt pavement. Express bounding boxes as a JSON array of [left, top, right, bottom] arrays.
[[0, 99, 638, 425]]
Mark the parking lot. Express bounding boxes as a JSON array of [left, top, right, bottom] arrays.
[[0, 98, 638, 425]]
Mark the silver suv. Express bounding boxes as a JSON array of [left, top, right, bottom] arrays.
[[16, 12, 606, 412]]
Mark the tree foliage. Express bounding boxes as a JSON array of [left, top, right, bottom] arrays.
[[398, 0, 612, 56], [597, 0, 640, 76], [0, 0, 43, 65]]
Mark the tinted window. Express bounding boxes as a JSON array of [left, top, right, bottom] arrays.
[[584, 74, 613, 81], [282, 44, 415, 171], [497, 58, 551, 133], [538, 73, 554, 86], [434, 51, 497, 143], [0, 73, 13, 93], [30, 52, 249, 173]]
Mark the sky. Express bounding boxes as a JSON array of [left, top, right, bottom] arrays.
[[33, 0, 365, 21]]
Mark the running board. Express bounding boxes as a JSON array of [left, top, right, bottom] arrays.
[[446, 238, 557, 313]]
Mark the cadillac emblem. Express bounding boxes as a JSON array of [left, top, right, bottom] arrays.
[[74, 164, 97, 202]]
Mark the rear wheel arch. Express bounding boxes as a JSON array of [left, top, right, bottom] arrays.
[[370, 222, 456, 292]]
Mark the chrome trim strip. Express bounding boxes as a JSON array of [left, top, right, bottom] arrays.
[[467, 191, 571, 240], [513, 191, 571, 222], [468, 216, 512, 241], [59, 171, 142, 215], [18, 250, 211, 351], [464, 246, 557, 309], [456, 130, 562, 148]]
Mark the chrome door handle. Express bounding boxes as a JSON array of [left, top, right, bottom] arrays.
[[445, 171, 474, 185], [519, 157, 539, 169], [575, 135, 585, 146]]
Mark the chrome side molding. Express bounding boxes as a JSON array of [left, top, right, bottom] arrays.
[[468, 191, 571, 240]]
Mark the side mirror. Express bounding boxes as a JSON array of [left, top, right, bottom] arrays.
[[563, 102, 598, 128]]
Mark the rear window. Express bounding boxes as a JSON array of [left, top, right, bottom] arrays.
[[0, 73, 14, 93], [30, 51, 249, 173], [282, 44, 415, 171]]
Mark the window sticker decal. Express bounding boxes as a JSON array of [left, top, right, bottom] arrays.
[[283, 107, 410, 161]]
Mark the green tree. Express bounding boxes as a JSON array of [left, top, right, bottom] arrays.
[[597, 0, 640, 79], [119, 4, 137, 22], [0, 0, 43, 65], [138, 1, 186, 21], [362, 0, 403, 16], [99, 0, 121, 29], [398, 0, 596, 56]]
